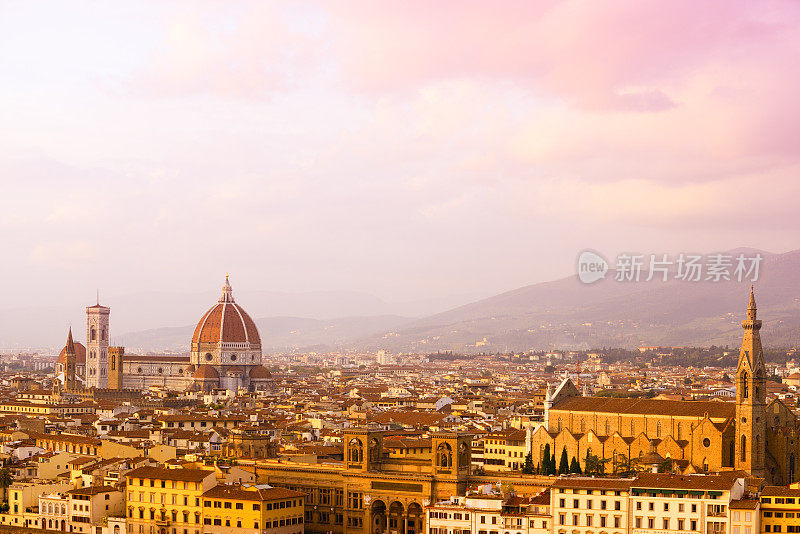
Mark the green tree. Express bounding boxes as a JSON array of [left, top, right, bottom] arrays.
[[0, 469, 13, 503], [569, 456, 582, 474], [584, 450, 607, 477], [542, 444, 552, 475], [558, 447, 569, 474], [522, 452, 535, 474]]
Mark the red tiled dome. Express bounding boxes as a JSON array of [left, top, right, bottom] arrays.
[[249, 366, 272, 380], [57, 342, 86, 365], [193, 365, 219, 380], [191, 277, 261, 346]]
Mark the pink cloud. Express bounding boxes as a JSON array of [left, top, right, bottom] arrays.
[[325, 0, 800, 111], [134, 3, 316, 98]]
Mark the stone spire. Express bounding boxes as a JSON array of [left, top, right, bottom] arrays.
[[66, 327, 76, 355], [747, 285, 757, 320], [739, 285, 763, 371], [64, 327, 76, 392], [219, 275, 235, 303]]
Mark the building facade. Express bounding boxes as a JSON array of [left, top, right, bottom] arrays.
[[530, 289, 800, 484]]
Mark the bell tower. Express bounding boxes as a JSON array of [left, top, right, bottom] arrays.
[[86, 298, 110, 389], [735, 286, 767, 478]]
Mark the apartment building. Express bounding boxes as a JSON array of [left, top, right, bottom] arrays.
[[760, 486, 800, 534], [730, 498, 759, 534], [629, 473, 746, 534], [483, 429, 528, 471], [551, 477, 631, 534], [201, 484, 304, 534], [124, 466, 217, 534], [426, 485, 550, 534], [67, 486, 125, 534]]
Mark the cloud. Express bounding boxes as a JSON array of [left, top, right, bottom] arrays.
[[29, 240, 97, 266], [132, 3, 318, 98], [325, 0, 800, 112]]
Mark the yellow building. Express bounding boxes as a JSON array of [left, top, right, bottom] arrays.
[[483, 429, 528, 471], [125, 466, 216, 534], [760, 486, 800, 534], [201, 484, 304, 534]]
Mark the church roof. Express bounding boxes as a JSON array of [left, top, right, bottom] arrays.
[[552, 396, 734, 420]]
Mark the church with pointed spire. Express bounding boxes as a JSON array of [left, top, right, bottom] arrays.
[[528, 287, 800, 484]]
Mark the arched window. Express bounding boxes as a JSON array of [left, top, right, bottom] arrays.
[[790, 454, 795, 480], [656, 421, 662, 438], [604, 420, 610, 436], [740, 435, 747, 462], [557, 418, 562, 432], [630, 420, 636, 436], [437, 442, 453, 468], [48, 503, 52, 514], [742, 373, 749, 399], [703, 458, 709, 472], [347, 438, 363, 463], [91, 327, 97, 341], [580, 419, 586, 433]]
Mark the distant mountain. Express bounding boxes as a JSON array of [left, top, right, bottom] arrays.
[[118, 315, 411, 354], [353, 248, 800, 352], [7, 247, 800, 354], [0, 287, 476, 350]]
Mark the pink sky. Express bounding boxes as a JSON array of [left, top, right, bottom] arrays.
[[1, 0, 799, 310]]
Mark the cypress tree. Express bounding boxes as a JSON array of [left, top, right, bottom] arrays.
[[558, 447, 569, 474], [569, 456, 582, 474]]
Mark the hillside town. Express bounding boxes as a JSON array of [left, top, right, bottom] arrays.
[[0, 281, 795, 534]]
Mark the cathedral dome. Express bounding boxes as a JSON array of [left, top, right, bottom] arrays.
[[57, 342, 86, 365], [191, 276, 261, 347]]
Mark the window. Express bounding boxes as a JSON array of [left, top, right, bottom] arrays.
[[663, 518, 669, 529], [252, 504, 260, 511], [664, 503, 669, 511], [691, 520, 697, 531], [615, 501, 621, 511], [235, 503, 242, 510], [586, 516, 592, 527], [648, 518, 654, 529], [635, 517, 642, 529]]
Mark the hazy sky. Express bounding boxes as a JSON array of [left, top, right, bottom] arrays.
[[2, 1, 800, 309]]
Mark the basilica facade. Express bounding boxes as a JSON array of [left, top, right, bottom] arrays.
[[529, 288, 800, 484]]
